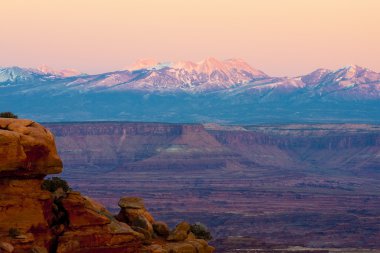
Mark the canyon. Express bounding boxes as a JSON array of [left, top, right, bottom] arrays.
[[0, 118, 214, 253], [45, 122, 380, 252]]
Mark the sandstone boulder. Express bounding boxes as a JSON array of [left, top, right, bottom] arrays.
[[30, 246, 48, 253], [153, 221, 170, 237], [0, 178, 54, 249], [57, 192, 144, 253], [0, 119, 62, 177], [56, 228, 142, 253], [146, 240, 214, 253], [118, 197, 145, 209], [167, 222, 190, 242], [185, 239, 215, 253], [187, 232, 196, 240], [144, 244, 168, 253], [61, 192, 111, 229], [116, 197, 155, 237], [161, 238, 215, 253], [0, 242, 14, 252]]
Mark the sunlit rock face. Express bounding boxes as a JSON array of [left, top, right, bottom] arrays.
[[0, 119, 62, 178], [0, 119, 63, 252]]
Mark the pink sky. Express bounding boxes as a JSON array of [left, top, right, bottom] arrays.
[[0, 0, 379, 76]]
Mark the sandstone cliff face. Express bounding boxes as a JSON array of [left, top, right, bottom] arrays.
[[0, 119, 214, 253], [0, 119, 62, 252]]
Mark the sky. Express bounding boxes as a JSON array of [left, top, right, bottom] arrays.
[[0, 0, 379, 76]]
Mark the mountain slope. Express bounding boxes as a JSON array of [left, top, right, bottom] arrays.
[[1, 58, 380, 123], [0, 66, 47, 85], [87, 57, 268, 91]]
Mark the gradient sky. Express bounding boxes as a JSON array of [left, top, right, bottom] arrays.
[[0, 0, 379, 76]]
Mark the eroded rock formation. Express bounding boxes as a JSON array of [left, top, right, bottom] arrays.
[[0, 118, 214, 253], [46, 122, 380, 250]]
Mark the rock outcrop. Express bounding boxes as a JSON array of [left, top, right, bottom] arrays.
[[0, 119, 62, 177], [0, 119, 63, 252], [115, 197, 214, 253], [0, 118, 214, 253], [56, 192, 143, 253]]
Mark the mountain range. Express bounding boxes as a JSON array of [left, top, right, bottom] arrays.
[[0, 58, 379, 123]]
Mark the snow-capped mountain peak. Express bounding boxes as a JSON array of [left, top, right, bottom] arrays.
[[224, 58, 267, 77], [116, 57, 268, 91], [301, 68, 332, 85], [336, 65, 366, 78], [172, 60, 198, 72], [126, 57, 266, 77], [126, 59, 160, 71], [1, 61, 379, 97], [331, 65, 380, 87], [197, 57, 228, 74], [37, 65, 82, 77], [0, 66, 41, 84]]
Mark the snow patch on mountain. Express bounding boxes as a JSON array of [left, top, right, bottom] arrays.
[[116, 57, 268, 91], [37, 65, 82, 77], [0, 67, 45, 84], [1, 60, 380, 98]]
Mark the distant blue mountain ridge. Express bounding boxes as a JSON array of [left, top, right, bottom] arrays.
[[1, 58, 379, 123]]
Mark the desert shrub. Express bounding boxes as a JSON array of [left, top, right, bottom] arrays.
[[41, 177, 71, 193], [0, 112, 18, 118], [190, 222, 213, 241], [9, 227, 21, 238]]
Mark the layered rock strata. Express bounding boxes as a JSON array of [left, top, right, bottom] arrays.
[[0, 118, 214, 253]]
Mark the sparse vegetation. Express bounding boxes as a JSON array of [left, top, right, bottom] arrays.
[[190, 222, 212, 241], [9, 227, 21, 238], [0, 112, 18, 118], [41, 177, 71, 193]]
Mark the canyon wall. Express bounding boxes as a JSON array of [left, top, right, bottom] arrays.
[[45, 122, 380, 251], [0, 119, 214, 253]]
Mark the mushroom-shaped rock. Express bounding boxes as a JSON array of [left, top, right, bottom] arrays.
[[116, 196, 155, 236]]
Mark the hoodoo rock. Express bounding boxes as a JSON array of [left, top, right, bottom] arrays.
[[116, 197, 155, 239], [0, 118, 214, 253]]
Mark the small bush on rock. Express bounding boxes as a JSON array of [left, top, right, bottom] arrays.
[[9, 227, 21, 238], [41, 177, 71, 193], [190, 222, 212, 241], [0, 112, 18, 118]]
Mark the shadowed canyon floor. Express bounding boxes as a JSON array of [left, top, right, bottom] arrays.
[[46, 122, 380, 252]]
